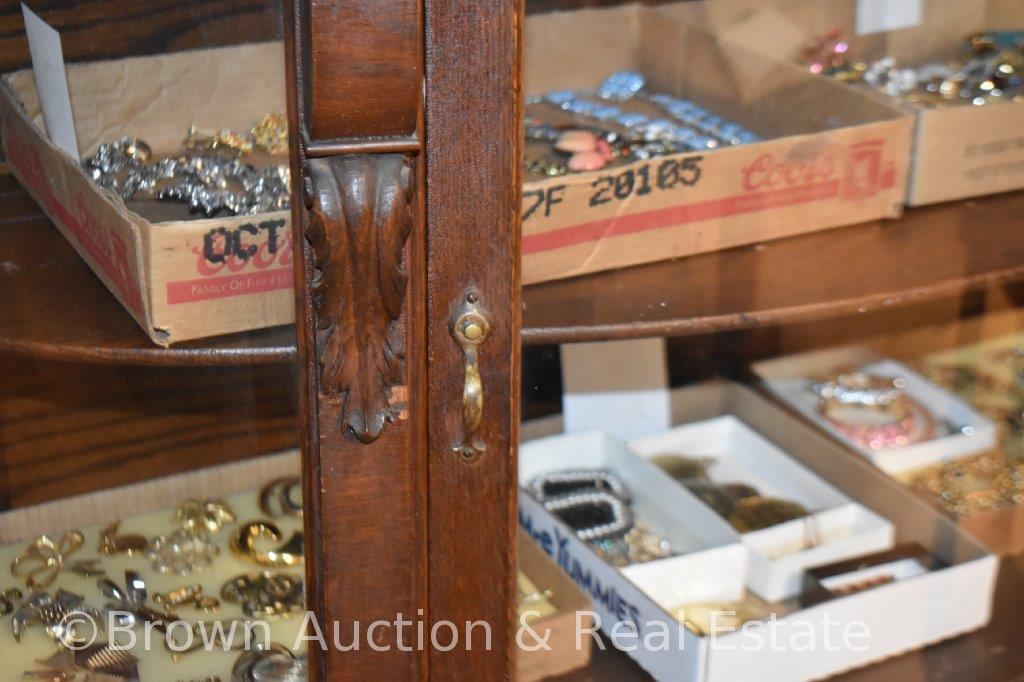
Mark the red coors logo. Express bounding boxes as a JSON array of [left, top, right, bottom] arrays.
[[741, 150, 838, 192], [741, 140, 890, 200]]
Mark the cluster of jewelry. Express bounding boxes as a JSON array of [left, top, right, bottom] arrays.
[[650, 454, 811, 534], [526, 468, 674, 567], [812, 372, 939, 450], [909, 351, 1024, 516], [803, 30, 1024, 106], [4, 476, 307, 681], [82, 114, 291, 217], [524, 71, 760, 176]]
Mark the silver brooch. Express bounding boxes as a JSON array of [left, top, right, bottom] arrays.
[[98, 571, 179, 631], [527, 468, 632, 504], [543, 490, 633, 542], [146, 528, 220, 576], [232, 643, 307, 682], [12, 589, 101, 645]]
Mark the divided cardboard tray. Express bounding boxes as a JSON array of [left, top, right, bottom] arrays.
[[518, 381, 996, 682], [754, 344, 1024, 554], [1, 2, 913, 344]]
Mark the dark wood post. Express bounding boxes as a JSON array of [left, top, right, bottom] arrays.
[[284, 1, 522, 679]]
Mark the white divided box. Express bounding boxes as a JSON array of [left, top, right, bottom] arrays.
[[519, 430, 746, 682], [763, 359, 995, 475], [628, 416, 895, 602], [519, 431, 743, 563], [519, 419, 997, 682]]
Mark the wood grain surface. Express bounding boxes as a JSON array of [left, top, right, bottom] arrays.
[[0, 354, 298, 508], [0, 0, 654, 76], [423, 0, 523, 678], [0, 0, 282, 71], [285, 1, 428, 680]]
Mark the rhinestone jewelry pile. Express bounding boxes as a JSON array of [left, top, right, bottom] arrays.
[[527, 467, 674, 567], [803, 30, 1024, 106], [524, 71, 759, 176], [82, 115, 291, 217]]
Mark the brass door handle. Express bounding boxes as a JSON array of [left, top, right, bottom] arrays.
[[451, 290, 490, 461]]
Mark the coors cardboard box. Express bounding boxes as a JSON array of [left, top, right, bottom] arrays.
[[520, 4, 913, 284], [684, 0, 1024, 206], [2, 14, 915, 336], [0, 42, 293, 346]]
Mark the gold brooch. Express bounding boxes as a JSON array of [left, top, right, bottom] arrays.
[[11, 531, 104, 589], [251, 114, 289, 156], [174, 499, 237, 534], [98, 521, 150, 556], [152, 584, 220, 613], [259, 477, 303, 518]]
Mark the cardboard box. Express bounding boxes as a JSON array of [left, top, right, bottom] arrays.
[[519, 382, 996, 682], [741, 299, 1024, 555], [517, 529, 595, 681], [520, 4, 913, 284], [2, 11, 915, 317], [753, 347, 996, 475], [688, 0, 1024, 205], [0, 42, 293, 346]]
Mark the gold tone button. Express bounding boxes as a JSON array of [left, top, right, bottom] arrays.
[[463, 321, 483, 341]]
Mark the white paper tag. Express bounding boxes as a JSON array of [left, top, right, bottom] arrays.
[[22, 3, 79, 159], [561, 338, 671, 440], [855, 0, 923, 36]]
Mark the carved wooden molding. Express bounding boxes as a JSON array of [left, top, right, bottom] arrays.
[[304, 154, 414, 443]]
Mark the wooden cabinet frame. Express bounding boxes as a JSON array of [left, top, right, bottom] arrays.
[[284, 1, 523, 678], [0, 2, 1022, 681]]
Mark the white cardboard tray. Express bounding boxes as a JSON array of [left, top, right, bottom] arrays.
[[760, 358, 995, 475], [628, 416, 895, 601], [519, 402, 996, 682]]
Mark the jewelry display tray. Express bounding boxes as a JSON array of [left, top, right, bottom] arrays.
[[519, 381, 996, 682], [909, 328, 1024, 555], [0, 42, 293, 346], [628, 416, 894, 602], [0, 451, 593, 681], [753, 346, 996, 475], [0, 450, 302, 680]]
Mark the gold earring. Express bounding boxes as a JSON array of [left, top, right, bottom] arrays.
[[229, 521, 303, 567]]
